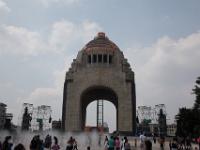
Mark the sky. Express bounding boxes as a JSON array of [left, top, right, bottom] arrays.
[[1, 0, 200, 132]]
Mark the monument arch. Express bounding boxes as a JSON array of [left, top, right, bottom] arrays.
[[80, 86, 118, 130], [62, 32, 136, 135]]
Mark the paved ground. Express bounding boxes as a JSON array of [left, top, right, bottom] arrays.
[[129, 139, 199, 150], [87, 139, 199, 150]]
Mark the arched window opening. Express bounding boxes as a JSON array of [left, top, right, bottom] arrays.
[[103, 54, 107, 63], [98, 54, 102, 63], [109, 55, 112, 64], [93, 54, 97, 63], [87, 54, 113, 65], [88, 55, 92, 64]]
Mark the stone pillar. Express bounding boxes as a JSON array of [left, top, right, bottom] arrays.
[[117, 91, 133, 135], [64, 92, 82, 132]]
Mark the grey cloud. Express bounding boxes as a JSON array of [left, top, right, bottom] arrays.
[[0, 25, 47, 56], [0, 20, 102, 57], [125, 32, 200, 123], [35, 0, 79, 7], [0, 0, 10, 13], [0, 20, 102, 126], [0, 20, 101, 57]]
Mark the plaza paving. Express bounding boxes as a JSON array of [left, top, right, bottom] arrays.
[[129, 140, 199, 150], [87, 139, 199, 150]]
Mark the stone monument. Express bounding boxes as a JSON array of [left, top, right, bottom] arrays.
[[62, 32, 136, 135]]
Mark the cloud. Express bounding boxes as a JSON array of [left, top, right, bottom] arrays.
[[0, 20, 102, 57], [125, 31, 200, 122], [0, 25, 47, 56], [49, 20, 102, 53], [36, 0, 79, 7], [5, 20, 102, 123], [20, 57, 72, 122], [0, 0, 10, 13]]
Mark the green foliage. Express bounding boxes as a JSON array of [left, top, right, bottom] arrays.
[[141, 119, 151, 125], [193, 76, 200, 110], [175, 108, 195, 137], [176, 76, 200, 138]]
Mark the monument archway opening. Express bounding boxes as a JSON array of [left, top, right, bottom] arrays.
[[81, 86, 118, 132]]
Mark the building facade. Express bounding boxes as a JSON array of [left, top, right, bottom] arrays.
[[167, 123, 177, 137]]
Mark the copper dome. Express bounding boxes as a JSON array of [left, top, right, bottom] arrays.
[[83, 32, 119, 52]]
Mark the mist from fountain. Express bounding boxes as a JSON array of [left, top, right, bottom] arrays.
[[0, 130, 107, 150]]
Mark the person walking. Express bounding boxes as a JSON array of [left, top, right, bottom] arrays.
[[145, 139, 152, 150], [51, 136, 60, 150], [0, 141, 2, 150], [120, 138, 125, 150], [185, 137, 191, 150], [14, 144, 26, 150], [44, 134, 52, 150], [139, 133, 146, 150], [30, 135, 37, 150], [134, 138, 137, 148], [153, 134, 156, 144], [108, 136, 114, 150], [159, 136, 165, 150], [124, 137, 131, 150], [171, 138, 178, 150], [197, 137, 200, 150], [169, 140, 172, 150], [66, 136, 74, 150], [30, 135, 43, 150], [73, 138, 78, 150], [114, 137, 120, 150], [2, 136, 13, 150]]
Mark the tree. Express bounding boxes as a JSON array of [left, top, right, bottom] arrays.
[[175, 108, 194, 137], [176, 76, 200, 138], [192, 76, 200, 110], [158, 109, 167, 136], [192, 77, 200, 137]]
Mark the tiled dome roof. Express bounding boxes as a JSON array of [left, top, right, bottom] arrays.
[[83, 32, 119, 52]]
